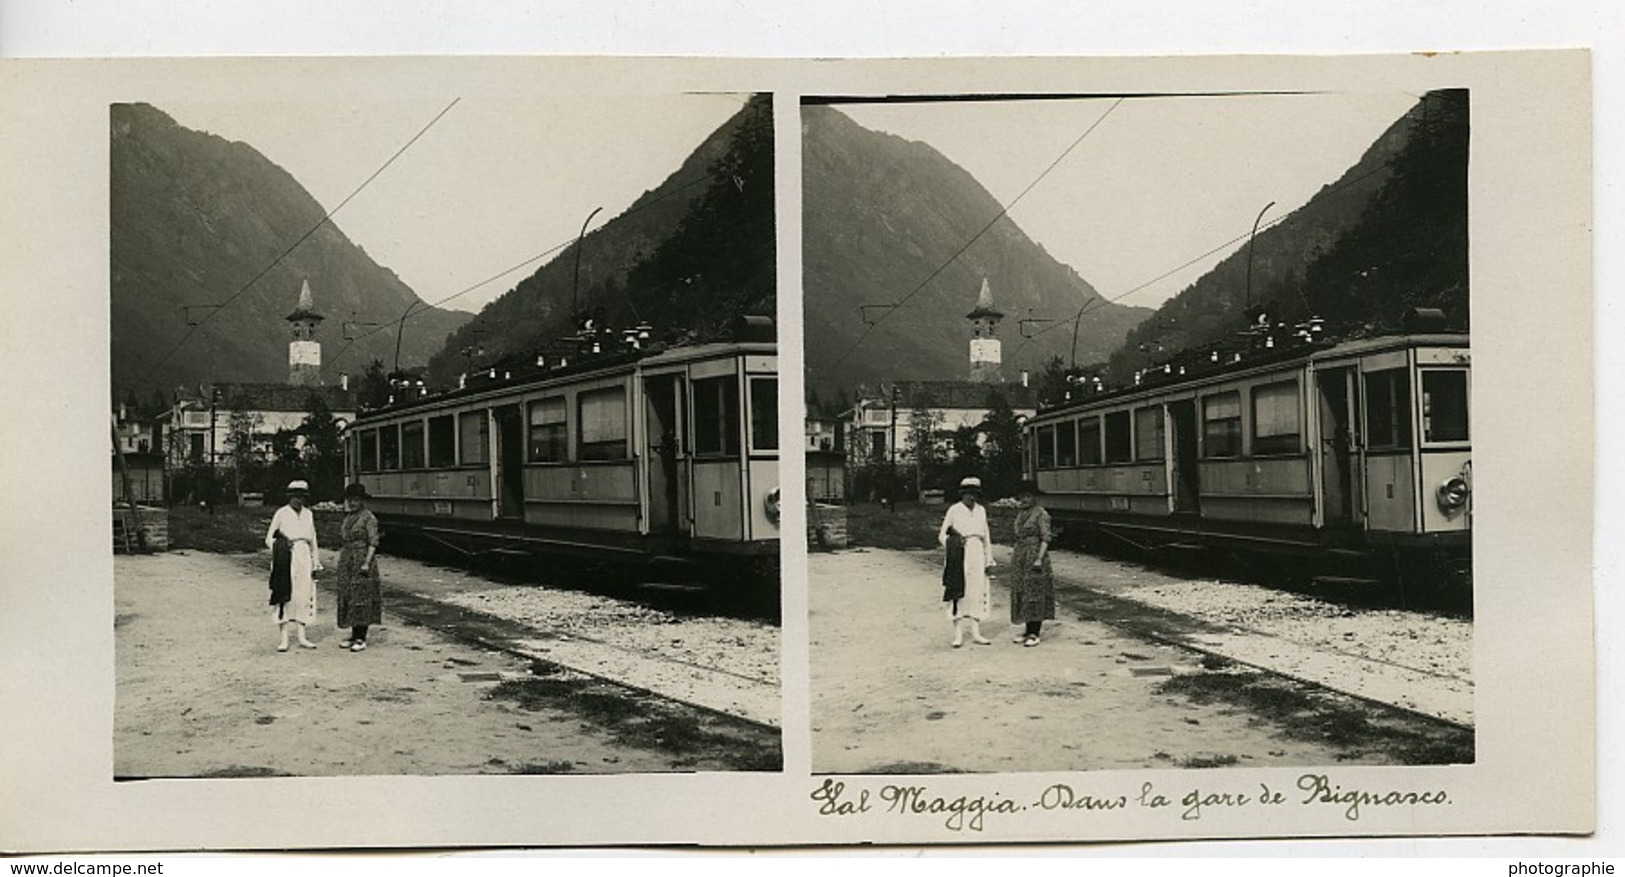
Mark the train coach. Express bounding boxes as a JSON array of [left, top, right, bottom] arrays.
[[342, 330, 780, 585], [1022, 329, 1471, 592]]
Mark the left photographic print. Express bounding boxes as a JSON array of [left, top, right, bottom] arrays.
[[109, 92, 782, 779]]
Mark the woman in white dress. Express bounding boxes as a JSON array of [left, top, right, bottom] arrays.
[[266, 479, 323, 652], [938, 476, 995, 648]]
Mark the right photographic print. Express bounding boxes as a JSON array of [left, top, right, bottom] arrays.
[[803, 91, 1473, 775]]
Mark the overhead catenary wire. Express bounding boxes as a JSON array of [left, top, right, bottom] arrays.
[[1003, 154, 1400, 369], [321, 161, 745, 373], [830, 98, 1125, 370], [135, 98, 463, 390]]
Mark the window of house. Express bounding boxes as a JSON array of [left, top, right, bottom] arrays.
[[1134, 406, 1165, 461], [578, 387, 628, 461], [1078, 417, 1102, 464], [1365, 369, 1412, 450], [1421, 370, 1469, 443], [1202, 392, 1242, 458], [1056, 420, 1077, 467], [458, 411, 488, 465], [868, 430, 886, 462], [694, 376, 741, 457], [189, 432, 206, 462], [749, 377, 778, 452], [1252, 380, 1301, 455], [528, 397, 568, 462], [428, 415, 456, 468], [400, 420, 426, 469], [1104, 411, 1132, 463], [379, 425, 400, 470], [1036, 424, 1056, 469]]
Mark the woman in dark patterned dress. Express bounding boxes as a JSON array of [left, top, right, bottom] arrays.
[[335, 482, 382, 652], [1008, 481, 1055, 647]]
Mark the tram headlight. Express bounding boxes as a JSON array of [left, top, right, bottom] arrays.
[[764, 486, 781, 527], [1435, 462, 1472, 518]]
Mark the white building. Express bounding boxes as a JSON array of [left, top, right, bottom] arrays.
[[163, 279, 357, 481], [846, 278, 1037, 464]]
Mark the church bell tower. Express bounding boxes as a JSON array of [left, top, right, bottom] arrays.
[[967, 277, 1004, 383], [286, 278, 324, 386]]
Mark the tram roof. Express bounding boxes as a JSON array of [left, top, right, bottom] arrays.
[[1034, 331, 1468, 419], [351, 338, 776, 423]]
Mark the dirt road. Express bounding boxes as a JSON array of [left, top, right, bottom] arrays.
[[809, 547, 1471, 775], [115, 550, 775, 777]]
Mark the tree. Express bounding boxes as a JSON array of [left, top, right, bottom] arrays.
[[222, 409, 266, 504], [981, 389, 1024, 499], [358, 358, 391, 409], [300, 393, 345, 501], [1034, 355, 1071, 408], [907, 403, 946, 492]]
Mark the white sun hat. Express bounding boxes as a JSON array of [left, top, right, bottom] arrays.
[[286, 480, 310, 493], [959, 476, 982, 490]]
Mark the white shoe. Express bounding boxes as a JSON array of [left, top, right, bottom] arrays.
[[350, 641, 367, 652]]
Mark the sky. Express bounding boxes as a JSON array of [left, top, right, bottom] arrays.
[[840, 91, 1422, 312], [158, 93, 750, 313]]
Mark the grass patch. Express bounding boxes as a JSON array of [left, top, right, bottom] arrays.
[[169, 504, 343, 554], [1159, 671, 1474, 766], [863, 761, 964, 774], [1179, 754, 1241, 769], [843, 501, 1018, 552], [485, 676, 781, 772]]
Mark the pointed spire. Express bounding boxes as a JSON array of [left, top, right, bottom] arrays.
[[976, 277, 995, 311], [966, 276, 1004, 320], [286, 277, 324, 323]]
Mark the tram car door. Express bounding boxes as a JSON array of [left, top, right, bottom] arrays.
[[1315, 366, 1362, 528], [492, 405, 526, 520], [643, 373, 690, 539]]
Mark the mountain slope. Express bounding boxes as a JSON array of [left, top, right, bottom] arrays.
[[801, 105, 1151, 399], [1105, 90, 1467, 379], [424, 95, 775, 387], [110, 103, 471, 398]]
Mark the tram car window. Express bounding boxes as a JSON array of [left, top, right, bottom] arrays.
[[695, 376, 741, 457], [428, 415, 456, 468], [528, 398, 568, 462], [1364, 369, 1412, 450], [1036, 424, 1056, 469], [1422, 370, 1470, 443], [401, 420, 426, 469], [749, 377, 778, 451], [458, 411, 488, 465], [379, 425, 401, 470], [1202, 392, 1242, 458], [1078, 417, 1103, 465], [359, 429, 379, 473], [1103, 411, 1132, 463], [1134, 406, 1165, 462], [1251, 380, 1302, 455], [1056, 419, 1078, 467], [577, 386, 629, 461]]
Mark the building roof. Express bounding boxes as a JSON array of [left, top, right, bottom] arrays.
[[180, 382, 358, 413], [868, 380, 1038, 411]]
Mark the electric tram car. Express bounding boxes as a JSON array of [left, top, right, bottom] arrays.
[[342, 328, 780, 585], [1021, 329, 1471, 590]]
